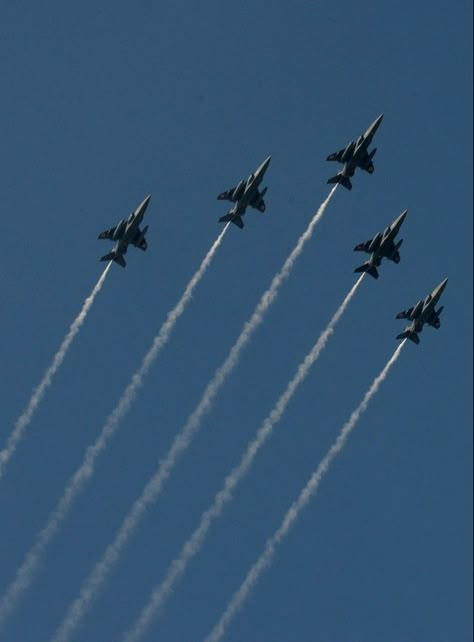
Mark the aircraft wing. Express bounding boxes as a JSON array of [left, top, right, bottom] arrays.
[[357, 150, 375, 174], [132, 238, 148, 251], [427, 306, 443, 328], [385, 241, 401, 263], [354, 238, 376, 253], [250, 188, 266, 212], [217, 186, 238, 202], [396, 303, 420, 320], [98, 225, 117, 240], [326, 147, 346, 163], [130, 225, 149, 251]]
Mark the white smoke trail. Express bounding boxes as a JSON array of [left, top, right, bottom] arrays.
[[0, 263, 112, 483], [49, 187, 338, 642], [0, 227, 228, 632], [204, 340, 407, 642], [121, 273, 365, 642]]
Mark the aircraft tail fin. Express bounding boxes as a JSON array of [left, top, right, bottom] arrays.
[[327, 173, 352, 190], [396, 329, 420, 344], [354, 262, 379, 279], [100, 251, 126, 267], [218, 213, 244, 229]]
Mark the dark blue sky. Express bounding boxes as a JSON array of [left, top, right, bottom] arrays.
[[0, 1, 472, 641]]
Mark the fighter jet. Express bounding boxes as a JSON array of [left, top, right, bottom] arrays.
[[98, 194, 151, 267], [326, 114, 383, 191], [396, 278, 448, 344], [353, 209, 407, 279], [217, 156, 271, 229]]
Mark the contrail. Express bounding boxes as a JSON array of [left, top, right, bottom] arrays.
[[0, 263, 112, 483], [204, 340, 407, 642], [121, 273, 365, 642], [48, 187, 338, 642], [0, 227, 228, 632]]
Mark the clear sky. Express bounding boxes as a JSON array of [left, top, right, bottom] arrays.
[[0, 1, 472, 641]]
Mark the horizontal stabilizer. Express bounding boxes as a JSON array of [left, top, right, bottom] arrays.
[[396, 330, 420, 344], [218, 213, 244, 229], [100, 251, 126, 267], [354, 263, 379, 279], [327, 174, 352, 190]]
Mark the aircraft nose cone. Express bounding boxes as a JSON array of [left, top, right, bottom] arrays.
[[395, 209, 408, 225], [256, 155, 271, 175], [368, 113, 384, 135], [374, 113, 384, 127], [438, 277, 448, 292], [136, 194, 152, 214]]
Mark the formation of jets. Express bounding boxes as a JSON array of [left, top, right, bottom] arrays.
[[97, 116, 447, 344]]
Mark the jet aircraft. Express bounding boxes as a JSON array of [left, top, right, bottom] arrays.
[[396, 278, 448, 344], [98, 194, 151, 267], [326, 114, 383, 190], [353, 209, 407, 279], [217, 156, 271, 229]]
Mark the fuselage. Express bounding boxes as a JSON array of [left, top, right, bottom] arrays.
[[342, 136, 372, 177]]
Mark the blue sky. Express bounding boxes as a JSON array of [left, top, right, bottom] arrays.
[[0, 1, 472, 641]]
